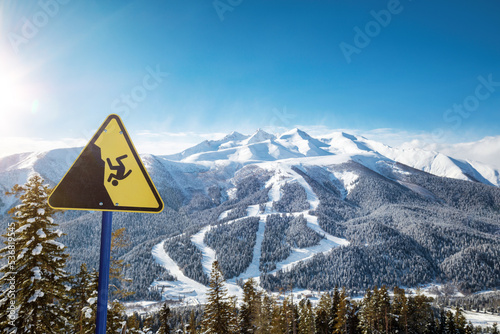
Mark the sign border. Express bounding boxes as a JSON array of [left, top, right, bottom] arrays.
[[48, 114, 164, 213]]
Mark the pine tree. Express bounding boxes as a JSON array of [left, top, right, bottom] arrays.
[[126, 312, 141, 333], [258, 294, 274, 334], [454, 306, 467, 334], [270, 299, 286, 334], [0, 174, 70, 333], [492, 323, 499, 334], [109, 227, 133, 300], [437, 308, 446, 334], [107, 299, 127, 333], [228, 295, 239, 334], [143, 312, 155, 334], [377, 285, 391, 333], [315, 292, 331, 334], [201, 261, 232, 334], [333, 288, 348, 334], [445, 310, 455, 334], [464, 321, 474, 334], [298, 299, 314, 334], [392, 287, 409, 334], [346, 300, 361, 334], [240, 278, 258, 334], [359, 289, 374, 334], [283, 295, 298, 334], [408, 293, 434, 334], [69, 263, 98, 333], [189, 309, 197, 334], [106, 228, 133, 332], [330, 287, 340, 333], [157, 303, 171, 334]]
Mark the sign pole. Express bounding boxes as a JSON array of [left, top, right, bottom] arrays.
[[96, 211, 113, 334]]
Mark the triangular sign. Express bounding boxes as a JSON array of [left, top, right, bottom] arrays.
[[49, 114, 164, 213]]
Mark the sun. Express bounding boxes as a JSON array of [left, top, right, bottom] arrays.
[[0, 49, 37, 126]]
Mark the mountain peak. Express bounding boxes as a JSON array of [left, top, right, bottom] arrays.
[[245, 129, 276, 144], [222, 131, 247, 142], [279, 128, 311, 140]]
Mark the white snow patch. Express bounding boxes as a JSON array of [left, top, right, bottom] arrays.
[[37, 208, 45, 215], [447, 308, 500, 329], [331, 171, 359, 199], [28, 290, 44, 303], [83, 307, 93, 319], [36, 228, 46, 238], [32, 244, 42, 255], [16, 224, 31, 233], [218, 209, 231, 221], [31, 266, 41, 280], [246, 204, 260, 217], [18, 247, 28, 260], [47, 240, 65, 249]]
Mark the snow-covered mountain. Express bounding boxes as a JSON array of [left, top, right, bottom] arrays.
[[1, 128, 499, 303], [161, 128, 500, 187]]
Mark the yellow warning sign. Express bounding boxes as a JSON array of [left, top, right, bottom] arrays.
[[48, 114, 164, 213]]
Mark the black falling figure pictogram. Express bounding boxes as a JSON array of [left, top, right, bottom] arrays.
[[106, 155, 132, 186]]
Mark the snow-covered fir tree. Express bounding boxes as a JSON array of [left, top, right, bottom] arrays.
[[0, 173, 70, 333], [69, 263, 98, 333], [157, 303, 171, 334], [201, 261, 233, 334], [298, 298, 314, 334], [239, 278, 259, 334]]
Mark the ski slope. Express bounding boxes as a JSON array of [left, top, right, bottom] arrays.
[[151, 240, 208, 305], [151, 163, 349, 303]]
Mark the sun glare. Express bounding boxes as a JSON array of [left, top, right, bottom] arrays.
[[0, 49, 37, 130]]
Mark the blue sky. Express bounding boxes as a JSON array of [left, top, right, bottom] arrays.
[[1, 0, 500, 156]]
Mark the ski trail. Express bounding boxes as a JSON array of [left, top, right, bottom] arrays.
[[154, 163, 350, 303], [191, 226, 217, 277], [151, 240, 207, 304], [228, 218, 266, 282], [260, 165, 349, 276]]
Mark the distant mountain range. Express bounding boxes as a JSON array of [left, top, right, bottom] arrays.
[[1, 129, 499, 302]]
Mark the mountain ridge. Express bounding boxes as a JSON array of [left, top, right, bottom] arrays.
[[1, 128, 499, 302]]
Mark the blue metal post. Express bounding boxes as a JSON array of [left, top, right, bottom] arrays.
[[95, 211, 113, 334]]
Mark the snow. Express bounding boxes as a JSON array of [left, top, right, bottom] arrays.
[[246, 204, 260, 217], [83, 307, 93, 319], [151, 240, 208, 305], [31, 266, 41, 280], [331, 171, 359, 199], [230, 219, 266, 282], [16, 224, 31, 233], [27, 218, 36, 223], [191, 226, 217, 277], [37, 208, 45, 215], [150, 162, 350, 304], [32, 244, 42, 255], [47, 240, 65, 249], [18, 247, 28, 260], [218, 209, 231, 221], [447, 308, 500, 329], [36, 228, 46, 238], [27, 290, 44, 303]]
